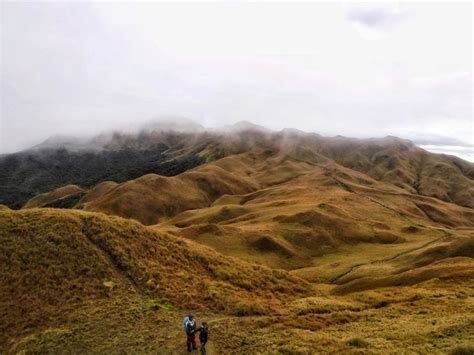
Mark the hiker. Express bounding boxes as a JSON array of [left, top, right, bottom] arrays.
[[184, 314, 197, 352], [198, 321, 209, 355]]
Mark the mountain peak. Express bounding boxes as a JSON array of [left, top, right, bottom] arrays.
[[224, 121, 270, 133], [32, 135, 101, 152], [140, 116, 205, 133]]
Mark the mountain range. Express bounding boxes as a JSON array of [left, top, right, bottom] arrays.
[[1, 120, 473, 353]]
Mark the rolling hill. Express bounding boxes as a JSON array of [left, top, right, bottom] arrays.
[[20, 128, 472, 271], [2, 123, 474, 353]]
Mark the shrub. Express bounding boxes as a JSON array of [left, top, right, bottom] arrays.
[[373, 300, 390, 309], [450, 345, 474, 355], [347, 337, 369, 348], [233, 301, 266, 316]]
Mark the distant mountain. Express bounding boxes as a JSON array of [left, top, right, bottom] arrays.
[[31, 117, 206, 152], [0, 132, 206, 208], [31, 134, 107, 151], [409, 133, 473, 147], [221, 120, 270, 133], [140, 116, 205, 133], [1, 124, 473, 209]]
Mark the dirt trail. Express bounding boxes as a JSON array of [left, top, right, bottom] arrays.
[[330, 230, 450, 283], [80, 220, 139, 292], [205, 340, 218, 355]]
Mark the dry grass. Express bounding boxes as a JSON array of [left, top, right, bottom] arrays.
[[80, 164, 257, 225], [2, 210, 473, 354], [0, 208, 310, 351], [23, 184, 84, 208], [5, 130, 474, 353], [139, 147, 473, 274]]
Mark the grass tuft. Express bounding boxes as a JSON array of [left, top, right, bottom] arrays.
[[347, 337, 369, 348], [450, 345, 474, 355]]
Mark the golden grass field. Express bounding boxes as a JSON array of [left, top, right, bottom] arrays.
[[3, 130, 473, 353], [2, 207, 473, 354]]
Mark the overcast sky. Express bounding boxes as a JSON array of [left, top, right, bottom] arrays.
[[1, 1, 472, 160]]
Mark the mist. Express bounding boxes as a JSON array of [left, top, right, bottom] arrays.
[[1, 2, 472, 160]]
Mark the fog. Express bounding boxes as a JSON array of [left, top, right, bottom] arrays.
[[1, 2, 472, 160]]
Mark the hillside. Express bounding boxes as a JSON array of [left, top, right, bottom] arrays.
[[0, 207, 309, 352], [1, 208, 473, 354], [316, 135, 474, 208], [0, 132, 206, 208]]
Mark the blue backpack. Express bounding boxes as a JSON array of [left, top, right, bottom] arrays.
[[183, 315, 189, 331]]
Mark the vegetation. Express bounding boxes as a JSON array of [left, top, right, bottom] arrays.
[[0, 208, 309, 351], [450, 345, 474, 355], [4, 129, 474, 211], [1, 127, 473, 353], [0, 144, 203, 208], [347, 337, 369, 348]]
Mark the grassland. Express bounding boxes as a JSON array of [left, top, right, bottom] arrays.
[[2, 207, 473, 354], [0, 207, 310, 352], [6, 128, 474, 353]]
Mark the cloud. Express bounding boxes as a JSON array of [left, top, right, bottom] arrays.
[[0, 2, 472, 160], [347, 4, 403, 29], [347, 4, 405, 39], [417, 145, 474, 162]]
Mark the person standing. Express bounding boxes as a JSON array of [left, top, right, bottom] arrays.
[[185, 315, 197, 352], [198, 321, 209, 355]]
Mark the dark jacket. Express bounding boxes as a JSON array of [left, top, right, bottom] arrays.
[[186, 320, 196, 336], [199, 326, 208, 343]]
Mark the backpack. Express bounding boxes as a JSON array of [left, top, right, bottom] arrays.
[[183, 316, 189, 331]]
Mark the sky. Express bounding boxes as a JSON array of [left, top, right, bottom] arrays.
[[1, 1, 473, 160]]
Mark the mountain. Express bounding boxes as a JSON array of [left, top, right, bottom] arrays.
[[221, 120, 270, 133], [2, 127, 473, 210], [49, 133, 471, 272], [140, 116, 205, 133], [1, 122, 474, 353], [31, 132, 119, 152], [0, 131, 207, 208]]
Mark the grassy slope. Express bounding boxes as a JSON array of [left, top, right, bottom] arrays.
[[316, 135, 474, 208], [151, 149, 473, 272], [79, 164, 257, 225], [23, 184, 84, 208], [0, 207, 309, 352], [1, 207, 473, 354]]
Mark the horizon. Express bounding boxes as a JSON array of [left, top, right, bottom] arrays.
[[3, 117, 473, 162]]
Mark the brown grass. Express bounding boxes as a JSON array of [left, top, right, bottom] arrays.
[[23, 184, 84, 208], [7, 130, 474, 353], [0, 208, 310, 350]]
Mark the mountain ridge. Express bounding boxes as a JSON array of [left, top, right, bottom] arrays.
[[1, 122, 473, 353], [5, 124, 471, 209]]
